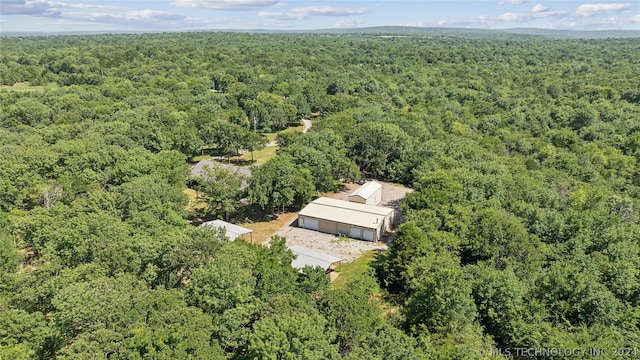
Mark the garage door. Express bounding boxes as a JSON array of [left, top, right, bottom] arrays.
[[349, 227, 361, 239], [302, 218, 319, 231], [362, 230, 375, 242]]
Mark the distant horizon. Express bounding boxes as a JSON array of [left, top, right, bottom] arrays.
[[2, 1, 639, 34], [3, 25, 640, 39]]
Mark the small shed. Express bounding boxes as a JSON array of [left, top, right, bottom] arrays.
[[298, 197, 394, 242], [200, 220, 253, 242], [349, 181, 382, 205], [289, 245, 342, 271]]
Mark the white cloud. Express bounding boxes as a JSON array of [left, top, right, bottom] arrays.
[[259, 6, 368, 20], [0, 0, 118, 17], [499, 12, 531, 21], [258, 11, 298, 20], [0, 0, 219, 29], [171, 0, 279, 11], [531, 4, 548, 13], [49, 1, 118, 10], [294, 6, 368, 17], [1, 0, 62, 17], [575, 3, 631, 18], [439, 5, 566, 28], [569, 13, 640, 29], [534, 10, 567, 18], [62, 10, 187, 26], [500, 0, 528, 4], [335, 18, 363, 28]]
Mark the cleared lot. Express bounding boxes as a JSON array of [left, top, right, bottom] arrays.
[[268, 180, 412, 261], [272, 224, 386, 261]]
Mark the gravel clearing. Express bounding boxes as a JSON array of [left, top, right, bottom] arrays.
[[272, 225, 386, 261], [268, 181, 413, 262]]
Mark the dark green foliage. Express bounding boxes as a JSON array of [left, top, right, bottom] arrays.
[[248, 156, 314, 213], [275, 130, 302, 148], [248, 294, 340, 360], [187, 253, 257, 315], [468, 265, 528, 346], [0, 233, 20, 273], [3, 32, 640, 359], [285, 130, 360, 190], [347, 122, 411, 180], [296, 266, 330, 299], [194, 163, 245, 220], [319, 280, 380, 355], [115, 175, 188, 224], [466, 207, 546, 268], [51, 275, 221, 358], [343, 324, 422, 360], [0, 309, 50, 359], [373, 222, 431, 294], [403, 262, 477, 336], [254, 236, 298, 300]]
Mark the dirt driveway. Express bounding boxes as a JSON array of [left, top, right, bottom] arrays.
[[268, 181, 412, 262]]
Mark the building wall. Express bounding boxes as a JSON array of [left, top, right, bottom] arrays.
[[298, 215, 383, 242], [384, 211, 394, 232], [348, 188, 382, 206], [370, 188, 382, 206], [337, 223, 350, 237], [348, 195, 366, 204], [318, 218, 338, 234]]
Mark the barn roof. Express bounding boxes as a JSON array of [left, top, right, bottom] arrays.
[[289, 245, 342, 271], [201, 220, 253, 241], [349, 181, 382, 200], [298, 197, 392, 230]]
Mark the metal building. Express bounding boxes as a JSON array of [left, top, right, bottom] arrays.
[[348, 181, 383, 205], [297, 197, 393, 242]]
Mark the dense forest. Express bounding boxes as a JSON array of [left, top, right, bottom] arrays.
[[1, 32, 640, 359]]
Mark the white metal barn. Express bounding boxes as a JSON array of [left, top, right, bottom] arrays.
[[348, 181, 382, 205], [297, 197, 394, 242]]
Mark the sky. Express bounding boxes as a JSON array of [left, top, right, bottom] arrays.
[[1, 0, 640, 33]]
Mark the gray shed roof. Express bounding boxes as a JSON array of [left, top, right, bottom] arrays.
[[201, 220, 253, 241], [191, 159, 251, 179], [289, 245, 342, 271], [298, 197, 393, 230], [349, 181, 382, 200]]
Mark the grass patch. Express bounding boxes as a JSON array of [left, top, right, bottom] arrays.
[[183, 188, 207, 214], [331, 251, 401, 317], [331, 251, 377, 289], [228, 146, 277, 166], [331, 235, 351, 244], [279, 122, 305, 134], [190, 154, 213, 162], [238, 212, 298, 245], [263, 122, 305, 143], [265, 133, 277, 142], [1, 82, 58, 92]]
